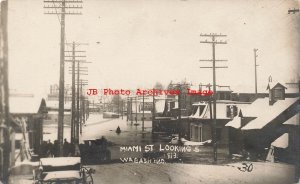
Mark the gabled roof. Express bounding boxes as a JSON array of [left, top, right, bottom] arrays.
[[283, 113, 299, 125], [46, 100, 71, 110], [216, 85, 233, 92], [241, 97, 298, 130], [266, 81, 287, 90], [271, 133, 288, 148], [225, 116, 241, 129], [189, 102, 228, 120], [10, 95, 46, 114]]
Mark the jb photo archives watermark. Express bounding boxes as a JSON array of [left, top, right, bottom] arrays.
[[86, 88, 213, 96]]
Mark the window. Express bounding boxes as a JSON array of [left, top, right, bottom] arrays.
[[226, 105, 238, 118], [191, 124, 202, 141], [198, 126, 202, 142], [192, 106, 198, 115], [190, 125, 194, 139], [194, 126, 198, 140], [199, 105, 206, 116]]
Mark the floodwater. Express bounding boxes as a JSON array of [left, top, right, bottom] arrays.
[[79, 114, 229, 164], [42, 113, 230, 164]]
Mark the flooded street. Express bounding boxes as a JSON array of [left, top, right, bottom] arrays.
[[79, 114, 229, 164]]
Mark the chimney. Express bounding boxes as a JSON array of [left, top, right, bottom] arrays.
[[267, 76, 275, 106]]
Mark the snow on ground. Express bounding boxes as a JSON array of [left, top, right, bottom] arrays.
[[9, 114, 299, 184], [9, 162, 296, 184], [90, 162, 295, 184]]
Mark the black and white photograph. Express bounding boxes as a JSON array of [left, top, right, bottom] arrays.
[[0, 0, 300, 183]]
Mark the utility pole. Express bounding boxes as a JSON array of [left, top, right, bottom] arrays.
[[75, 79, 88, 140], [0, 1, 10, 183], [117, 95, 120, 117], [200, 33, 228, 163], [254, 49, 259, 95], [126, 97, 129, 122], [68, 68, 89, 143], [152, 88, 155, 121], [142, 93, 145, 132], [65, 42, 88, 144], [70, 42, 76, 144], [135, 96, 138, 124], [130, 97, 133, 124], [288, 7, 299, 183], [178, 85, 182, 139], [44, 0, 83, 156], [79, 80, 84, 135], [121, 99, 124, 119]]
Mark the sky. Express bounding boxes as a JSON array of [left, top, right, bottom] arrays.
[[7, 0, 300, 98]]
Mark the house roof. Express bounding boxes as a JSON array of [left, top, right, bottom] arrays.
[[283, 113, 299, 125], [216, 85, 233, 92], [271, 133, 288, 149], [285, 87, 299, 94], [266, 81, 287, 90], [190, 101, 250, 120], [189, 102, 232, 120], [10, 95, 45, 114], [225, 116, 241, 129], [46, 100, 71, 110], [241, 97, 298, 130]]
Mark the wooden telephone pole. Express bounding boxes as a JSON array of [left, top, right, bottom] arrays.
[[200, 33, 228, 163], [0, 1, 10, 183], [288, 7, 299, 183], [254, 49, 259, 95], [152, 89, 155, 122], [130, 97, 133, 124], [65, 42, 88, 144], [70, 74, 89, 144], [44, 0, 83, 156], [142, 93, 145, 132]]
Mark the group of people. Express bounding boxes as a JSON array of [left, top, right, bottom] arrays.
[[39, 139, 78, 158]]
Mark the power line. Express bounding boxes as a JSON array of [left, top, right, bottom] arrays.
[[288, 8, 299, 14]]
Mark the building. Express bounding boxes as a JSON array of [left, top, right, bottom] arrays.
[[189, 100, 250, 146], [9, 94, 47, 162], [226, 80, 300, 162], [128, 97, 157, 121], [44, 100, 71, 126], [152, 84, 243, 140]]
